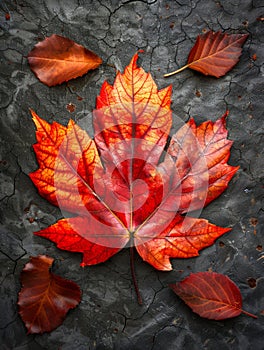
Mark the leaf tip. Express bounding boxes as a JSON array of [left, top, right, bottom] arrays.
[[222, 109, 229, 119], [29, 108, 37, 118], [131, 50, 144, 69], [29, 109, 41, 126]]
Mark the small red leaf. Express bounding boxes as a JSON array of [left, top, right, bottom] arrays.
[[165, 31, 248, 78], [169, 272, 257, 320], [18, 255, 81, 334], [28, 34, 102, 86]]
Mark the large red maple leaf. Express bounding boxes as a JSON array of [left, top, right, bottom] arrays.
[[30, 53, 238, 281]]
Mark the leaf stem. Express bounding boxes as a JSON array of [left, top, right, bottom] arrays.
[[241, 309, 258, 319], [130, 245, 142, 305], [164, 64, 190, 77]]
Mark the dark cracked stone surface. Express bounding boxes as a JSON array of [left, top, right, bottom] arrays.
[[0, 0, 264, 349]]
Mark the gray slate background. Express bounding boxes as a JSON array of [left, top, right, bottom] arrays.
[[0, 0, 263, 349]]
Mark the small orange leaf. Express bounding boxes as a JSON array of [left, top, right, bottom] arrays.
[[165, 31, 248, 78], [169, 272, 258, 320], [28, 34, 102, 86], [18, 255, 81, 334]]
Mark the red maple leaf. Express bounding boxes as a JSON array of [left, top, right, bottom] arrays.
[[30, 53, 238, 303]]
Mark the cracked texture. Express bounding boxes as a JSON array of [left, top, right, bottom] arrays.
[[0, 0, 263, 349]]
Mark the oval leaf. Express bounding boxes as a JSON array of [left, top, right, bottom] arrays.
[[165, 31, 248, 78], [169, 272, 257, 320], [28, 34, 102, 86], [18, 255, 81, 334]]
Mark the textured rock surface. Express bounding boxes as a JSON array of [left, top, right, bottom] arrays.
[[0, 0, 263, 349]]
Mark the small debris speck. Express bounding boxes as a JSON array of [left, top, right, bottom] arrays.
[[247, 278, 257, 288], [66, 103, 76, 113]]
